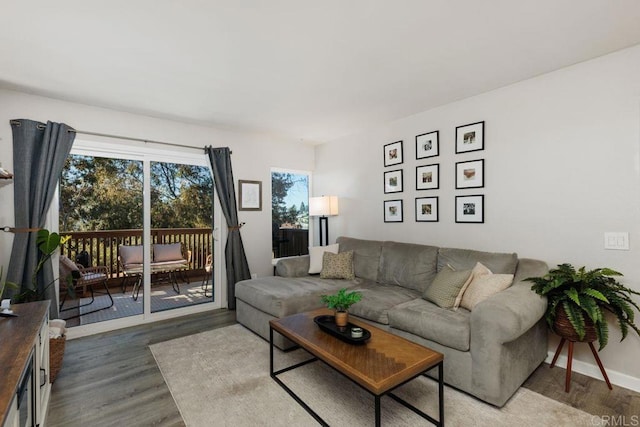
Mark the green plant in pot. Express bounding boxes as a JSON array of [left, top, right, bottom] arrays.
[[320, 288, 363, 327], [526, 263, 640, 350]]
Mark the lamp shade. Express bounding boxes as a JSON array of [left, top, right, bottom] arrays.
[[309, 196, 339, 216]]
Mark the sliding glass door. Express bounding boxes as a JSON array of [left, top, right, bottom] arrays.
[[57, 140, 220, 330]]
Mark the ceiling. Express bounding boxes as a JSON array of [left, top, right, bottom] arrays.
[[2, 1, 640, 144]]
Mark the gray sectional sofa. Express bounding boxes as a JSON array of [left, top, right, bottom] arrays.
[[235, 236, 548, 407]]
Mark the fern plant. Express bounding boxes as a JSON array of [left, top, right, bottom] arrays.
[[320, 288, 362, 312], [526, 263, 640, 350]]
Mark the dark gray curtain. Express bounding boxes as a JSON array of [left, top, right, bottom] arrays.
[[205, 146, 251, 310], [7, 119, 75, 318]]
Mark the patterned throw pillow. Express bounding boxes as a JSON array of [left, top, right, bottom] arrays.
[[453, 262, 492, 310], [320, 251, 355, 280], [423, 266, 473, 309], [460, 273, 514, 311]]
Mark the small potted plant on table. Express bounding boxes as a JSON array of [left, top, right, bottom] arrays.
[[320, 288, 363, 327]]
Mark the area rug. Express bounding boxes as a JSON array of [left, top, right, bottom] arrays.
[[150, 324, 594, 426]]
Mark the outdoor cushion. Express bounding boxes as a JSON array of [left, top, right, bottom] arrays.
[[336, 236, 383, 282], [235, 276, 361, 318], [388, 298, 471, 351], [347, 282, 421, 325], [153, 243, 183, 262], [437, 247, 518, 275], [320, 251, 355, 280], [119, 245, 144, 266], [377, 241, 438, 293], [59, 255, 81, 279], [308, 244, 339, 274]]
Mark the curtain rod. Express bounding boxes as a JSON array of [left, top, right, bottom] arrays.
[[10, 120, 229, 154]]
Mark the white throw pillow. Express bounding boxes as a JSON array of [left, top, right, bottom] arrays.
[[453, 262, 492, 310], [308, 244, 339, 274]]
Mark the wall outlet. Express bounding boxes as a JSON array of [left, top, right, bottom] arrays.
[[604, 232, 629, 250]]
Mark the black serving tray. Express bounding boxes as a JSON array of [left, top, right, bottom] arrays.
[[314, 315, 371, 344]]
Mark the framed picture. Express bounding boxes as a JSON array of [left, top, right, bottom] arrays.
[[456, 159, 484, 189], [384, 199, 403, 223], [384, 140, 403, 167], [415, 197, 438, 222], [416, 131, 439, 159], [416, 164, 439, 190], [455, 121, 484, 154], [455, 195, 484, 223], [384, 169, 403, 194], [238, 180, 262, 211]]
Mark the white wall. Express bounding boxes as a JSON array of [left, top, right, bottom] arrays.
[[0, 88, 315, 291], [314, 45, 640, 386]]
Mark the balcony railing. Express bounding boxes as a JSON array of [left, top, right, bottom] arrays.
[[273, 228, 309, 258], [60, 228, 213, 286]]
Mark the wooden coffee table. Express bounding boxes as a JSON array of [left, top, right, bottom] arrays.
[[269, 308, 444, 426]]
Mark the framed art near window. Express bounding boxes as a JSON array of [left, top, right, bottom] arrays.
[[384, 199, 403, 223], [455, 195, 484, 223], [384, 169, 403, 194], [416, 164, 439, 190], [416, 131, 439, 159], [384, 140, 403, 167], [415, 197, 438, 222], [455, 121, 484, 154], [238, 179, 262, 211], [456, 159, 484, 189]]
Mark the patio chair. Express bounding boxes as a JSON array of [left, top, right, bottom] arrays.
[[118, 244, 144, 294], [59, 255, 114, 319], [201, 254, 213, 298]]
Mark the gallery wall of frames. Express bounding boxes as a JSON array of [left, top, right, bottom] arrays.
[[383, 121, 485, 224]]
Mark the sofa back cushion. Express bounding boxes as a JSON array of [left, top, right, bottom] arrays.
[[377, 241, 439, 293], [437, 247, 518, 275], [336, 237, 383, 281]]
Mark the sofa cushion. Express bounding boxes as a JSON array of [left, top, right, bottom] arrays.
[[119, 245, 143, 266], [388, 298, 471, 351], [423, 266, 472, 309], [347, 282, 421, 325], [308, 244, 339, 274], [377, 241, 439, 293], [437, 247, 518, 275], [336, 236, 383, 282], [320, 251, 355, 280], [460, 273, 514, 311], [235, 276, 359, 318]]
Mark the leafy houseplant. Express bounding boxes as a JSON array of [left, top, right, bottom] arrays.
[[13, 229, 72, 303], [526, 263, 640, 350], [320, 288, 363, 327]]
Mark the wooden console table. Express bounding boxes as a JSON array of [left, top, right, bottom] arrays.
[[0, 301, 51, 427]]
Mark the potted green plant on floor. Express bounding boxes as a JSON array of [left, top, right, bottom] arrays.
[[320, 288, 363, 327], [526, 263, 640, 350]]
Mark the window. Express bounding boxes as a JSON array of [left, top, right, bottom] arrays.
[[271, 170, 310, 258]]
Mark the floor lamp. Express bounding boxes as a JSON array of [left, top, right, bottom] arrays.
[[309, 196, 339, 246]]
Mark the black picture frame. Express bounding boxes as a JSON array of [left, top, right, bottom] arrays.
[[384, 140, 403, 167], [416, 131, 439, 159], [415, 197, 438, 222], [384, 199, 403, 223], [384, 169, 403, 194], [416, 164, 439, 190], [455, 121, 485, 154], [455, 195, 484, 223], [455, 159, 484, 189]]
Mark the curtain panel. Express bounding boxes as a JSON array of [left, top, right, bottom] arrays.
[[7, 119, 75, 318], [205, 146, 251, 309]]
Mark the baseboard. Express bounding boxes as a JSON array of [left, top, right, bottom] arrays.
[[545, 350, 640, 393]]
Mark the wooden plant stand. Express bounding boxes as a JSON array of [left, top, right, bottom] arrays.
[[550, 337, 613, 392]]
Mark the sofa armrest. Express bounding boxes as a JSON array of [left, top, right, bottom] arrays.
[[471, 258, 548, 344], [275, 255, 311, 277]]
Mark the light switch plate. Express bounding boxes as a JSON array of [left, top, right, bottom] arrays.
[[604, 232, 629, 250]]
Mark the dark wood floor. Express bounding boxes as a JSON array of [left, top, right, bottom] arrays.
[[47, 310, 640, 426]]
